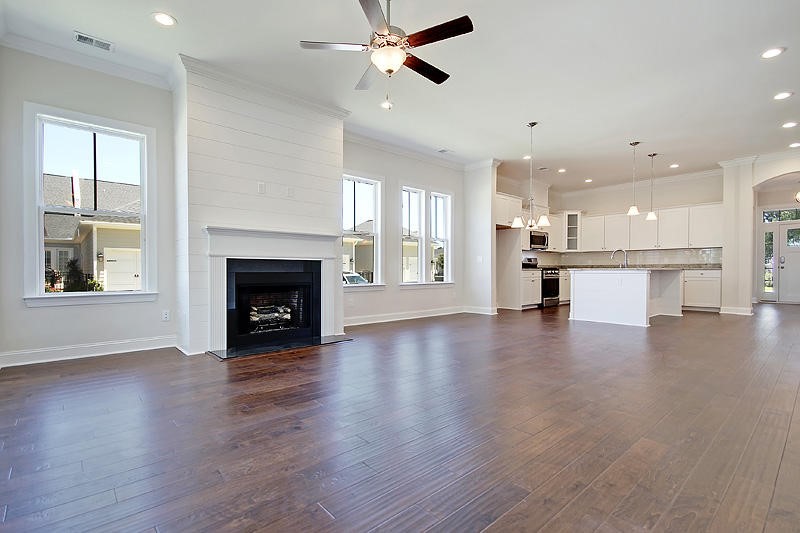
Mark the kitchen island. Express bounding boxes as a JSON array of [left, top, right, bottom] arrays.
[[569, 268, 683, 327]]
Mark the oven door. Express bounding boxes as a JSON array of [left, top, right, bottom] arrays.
[[541, 276, 560, 307]]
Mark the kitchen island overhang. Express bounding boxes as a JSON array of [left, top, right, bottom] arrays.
[[568, 268, 683, 327]]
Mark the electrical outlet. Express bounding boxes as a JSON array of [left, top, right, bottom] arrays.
[[161, 310, 170, 322]]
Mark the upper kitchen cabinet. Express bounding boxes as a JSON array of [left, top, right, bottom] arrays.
[[688, 203, 723, 248], [581, 214, 629, 251], [629, 213, 658, 249], [494, 192, 523, 227], [581, 215, 605, 251], [564, 212, 580, 251], [546, 214, 563, 252], [629, 207, 688, 249], [657, 207, 689, 249]]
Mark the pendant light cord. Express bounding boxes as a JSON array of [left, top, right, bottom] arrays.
[[528, 121, 538, 227], [630, 141, 640, 205], [648, 153, 657, 211]]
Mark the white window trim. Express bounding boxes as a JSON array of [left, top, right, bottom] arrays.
[[22, 102, 158, 307], [342, 174, 381, 285], [429, 192, 452, 283], [401, 186, 425, 284]]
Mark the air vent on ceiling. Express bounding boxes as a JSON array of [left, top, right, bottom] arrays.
[[74, 31, 114, 52], [436, 148, 451, 154]]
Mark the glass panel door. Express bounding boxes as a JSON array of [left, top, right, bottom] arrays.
[[762, 230, 776, 301]]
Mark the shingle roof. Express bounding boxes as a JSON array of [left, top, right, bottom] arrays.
[[43, 174, 140, 214]]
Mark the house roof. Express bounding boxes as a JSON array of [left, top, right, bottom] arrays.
[[43, 174, 140, 214]]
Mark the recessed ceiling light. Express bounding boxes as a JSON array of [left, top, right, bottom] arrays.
[[152, 12, 177, 26], [790, 142, 800, 148], [380, 99, 393, 110], [558, 168, 566, 173], [523, 155, 531, 160], [538, 167, 549, 171], [783, 121, 798, 128], [761, 47, 786, 59], [584, 179, 593, 183], [774, 91, 794, 100], [670, 163, 680, 168]]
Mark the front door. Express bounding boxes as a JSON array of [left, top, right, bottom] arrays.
[[778, 222, 800, 303]]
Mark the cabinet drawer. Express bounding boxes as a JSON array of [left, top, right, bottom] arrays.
[[683, 269, 720, 280]]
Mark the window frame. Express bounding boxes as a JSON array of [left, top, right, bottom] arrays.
[[23, 102, 158, 307], [401, 186, 425, 284], [429, 192, 452, 283], [342, 174, 381, 286]]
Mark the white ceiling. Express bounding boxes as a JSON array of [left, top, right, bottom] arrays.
[[2, 0, 799, 191]]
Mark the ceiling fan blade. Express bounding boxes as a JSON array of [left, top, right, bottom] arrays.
[[358, 0, 389, 35], [407, 15, 474, 48], [300, 41, 370, 51], [404, 54, 450, 85], [355, 64, 380, 90]]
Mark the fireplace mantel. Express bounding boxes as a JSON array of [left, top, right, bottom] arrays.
[[204, 225, 343, 352]]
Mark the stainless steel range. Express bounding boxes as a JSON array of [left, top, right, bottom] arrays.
[[541, 267, 560, 307]]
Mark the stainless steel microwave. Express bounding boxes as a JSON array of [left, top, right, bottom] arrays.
[[529, 230, 549, 250]]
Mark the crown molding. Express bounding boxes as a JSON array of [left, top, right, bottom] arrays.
[[753, 149, 800, 165], [0, 32, 171, 90], [465, 159, 503, 172], [558, 168, 722, 197], [343, 130, 464, 171], [718, 155, 758, 168], [178, 54, 350, 121]]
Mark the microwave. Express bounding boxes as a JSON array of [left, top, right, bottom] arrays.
[[529, 230, 549, 250]]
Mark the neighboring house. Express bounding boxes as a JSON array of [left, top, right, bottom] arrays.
[[43, 173, 141, 291]]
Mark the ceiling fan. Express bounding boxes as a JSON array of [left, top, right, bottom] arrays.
[[300, 0, 473, 90]]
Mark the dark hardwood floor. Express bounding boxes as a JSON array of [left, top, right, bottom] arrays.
[[1, 304, 799, 532]]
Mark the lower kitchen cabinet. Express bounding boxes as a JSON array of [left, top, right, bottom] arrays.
[[559, 272, 570, 303], [521, 272, 542, 307], [683, 270, 721, 308]]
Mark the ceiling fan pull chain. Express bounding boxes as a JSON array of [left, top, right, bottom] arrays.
[[386, 0, 391, 27]]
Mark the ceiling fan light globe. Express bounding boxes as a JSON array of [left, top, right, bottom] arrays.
[[371, 46, 407, 74]]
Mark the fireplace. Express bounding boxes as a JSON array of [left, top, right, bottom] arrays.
[[226, 259, 321, 352]]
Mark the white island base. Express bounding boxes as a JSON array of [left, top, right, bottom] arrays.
[[569, 269, 683, 327]]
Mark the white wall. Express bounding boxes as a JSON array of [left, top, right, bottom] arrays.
[[496, 173, 550, 209], [342, 135, 464, 325], [552, 170, 723, 215], [176, 57, 347, 354], [756, 188, 800, 207], [0, 46, 176, 365]]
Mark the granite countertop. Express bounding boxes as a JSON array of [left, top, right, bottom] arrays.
[[561, 263, 721, 270]]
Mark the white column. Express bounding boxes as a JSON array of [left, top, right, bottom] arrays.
[[463, 159, 500, 314], [719, 157, 756, 315]]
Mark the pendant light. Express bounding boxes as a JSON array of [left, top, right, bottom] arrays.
[[645, 153, 658, 221], [522, 121, 551, 229], [626, 141, 641, 216]]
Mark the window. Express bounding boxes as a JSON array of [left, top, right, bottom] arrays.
[[763, 209, 800, 223], [24, 103, 157, 306], [38, 116, 145, 293], [401, 187, 423, 283], [342, 175, 379, 284], [430, 193, 451, 282], [788, 228, 800, 247], [764, 231, 774, 294]]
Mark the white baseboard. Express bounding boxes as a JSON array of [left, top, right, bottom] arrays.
[[720, 306, 754, 316], [461, 306, 497, 315], [344, 306, 463, 327], [0, 335, 177, 369]]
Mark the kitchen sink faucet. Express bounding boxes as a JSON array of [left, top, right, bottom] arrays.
[[610, 249, 629, 268]]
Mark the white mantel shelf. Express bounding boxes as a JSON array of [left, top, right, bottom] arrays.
[[568, 268, 683, 327]]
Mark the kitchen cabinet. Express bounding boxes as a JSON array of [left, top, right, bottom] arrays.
[[658, 207, 689, 249], [683, 269, 721, 307], [688, 203, 723, 248], [629, 207, 689, 250], [559, 271, 570, 303], [565, 212, 580, 251], [521, 271, 542, 307], [581, 214, 629, 251], [546, 214, 563, 252], [581, 216, 605, 251], [495, 193, 523, 227]]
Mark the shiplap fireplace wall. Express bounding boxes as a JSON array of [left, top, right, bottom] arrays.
[[174, 56, 347, 355]]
